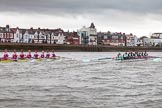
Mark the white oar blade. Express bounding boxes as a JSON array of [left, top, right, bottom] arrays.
[[153, 58, 162, 62]]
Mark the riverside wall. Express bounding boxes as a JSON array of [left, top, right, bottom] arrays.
[[0, 43, 162, 52]]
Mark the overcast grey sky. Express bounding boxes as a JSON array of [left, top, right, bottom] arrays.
[[1, 0, 162, 36]]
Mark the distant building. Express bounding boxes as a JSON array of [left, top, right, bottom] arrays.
[[65, 32, 80, 45], [12, 28, 19, 43], [0, 25, 14, 42], [78, 23, 97, 45], [151, 33, 162, 39], [53, 31, 65, 44], [27, 27, 35, 43], [97, 31, 126, 46], [125, 33, 138, 46], [137, 36, 148, 46], [143, 38, 162, 46]]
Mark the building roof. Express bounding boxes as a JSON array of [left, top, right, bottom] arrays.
[[89, 23, 95, 28]]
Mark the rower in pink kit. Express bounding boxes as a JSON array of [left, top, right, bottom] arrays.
[[51, 50, 56, 58], [34, 50, 39, 59], [19, 49, 25, 59], [40, 50, 45, 58], [2, 49, 9, 60], [26, 50, 32, 59], [12, 49, 18, 60], [46, 50, 50, 58]]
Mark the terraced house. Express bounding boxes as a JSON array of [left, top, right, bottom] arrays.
[[0, 25, 14, 42], [2, 25, 66, 44], [0, 25, 147, 46], [97, 31, 126, 46]]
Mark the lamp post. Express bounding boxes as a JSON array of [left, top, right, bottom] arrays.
[[124, 34, 127, 46]]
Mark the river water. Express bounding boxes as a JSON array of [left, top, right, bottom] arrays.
[[0, 52, 162, 108]]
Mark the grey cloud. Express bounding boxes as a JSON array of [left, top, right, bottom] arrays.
[[0, 0, 162, 15]]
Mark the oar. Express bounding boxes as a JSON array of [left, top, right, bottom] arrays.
[[97, 57, 112, 60], [152, 56, 162, 58], [82, 57, 112, 62], [57, 56, 75, 60], [151, 56, 162, 62]]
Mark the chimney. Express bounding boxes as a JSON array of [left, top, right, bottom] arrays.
[[90, 22, 95, 28], [6, 25, 10, 32], [30, 27, 33, 30]]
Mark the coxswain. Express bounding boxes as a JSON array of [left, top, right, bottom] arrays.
[[46, 50, 50, 58], [34, 50, 39, 59], [117, 53, 123, 60], [2, 49, 9, 60], [26, 50, 32, 59], [51, 50, 56, 58], [19, 49, 25, 59], [11, 49, 18, 60], [40, 50, 45, 58]]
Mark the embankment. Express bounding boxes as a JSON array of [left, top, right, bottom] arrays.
[[0, 43, 162, 52]]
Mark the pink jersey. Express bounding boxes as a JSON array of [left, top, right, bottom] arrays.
[[12, 53, 18, 59], [20, 53, 25, 59], [52, 53, 56, 58], [34, 53, 39, 59], [26, 54, 32, 59], [3, 53, 9, 60], [40, 54, 45, 58], [46, 53, 50, 58]]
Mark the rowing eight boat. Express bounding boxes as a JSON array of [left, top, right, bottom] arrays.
[[0, 57, 61, 63]]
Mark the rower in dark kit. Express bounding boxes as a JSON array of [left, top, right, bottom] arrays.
[[123, 51, 128, 60], [144, 51, 148, 56]]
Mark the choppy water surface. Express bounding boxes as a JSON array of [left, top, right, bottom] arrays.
[[0, 52, 162, 108]]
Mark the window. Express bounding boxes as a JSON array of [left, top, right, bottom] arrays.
[[4, 34, 6, 38], [112, 36, 118, 39], [41, 36, 44, 39], [104, 35, 107, 39], [121, 36, 123, 39], [54, 40, 58, 42], [116, 40, 118, 43]]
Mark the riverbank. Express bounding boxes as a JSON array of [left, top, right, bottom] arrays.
[[0, 43, 162, 52]]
